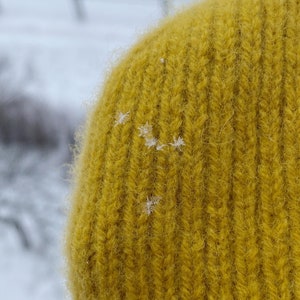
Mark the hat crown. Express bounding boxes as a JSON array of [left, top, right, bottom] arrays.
[[66, 0, 300, 298]]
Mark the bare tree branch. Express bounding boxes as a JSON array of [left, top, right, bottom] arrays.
[[0, 216, 31, 249]]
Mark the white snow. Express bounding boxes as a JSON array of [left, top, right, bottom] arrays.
[[169, 136, 186, 151], [145, 196, 161, 215], [138, 122, 153, 137], [114, 111, 130, 126], [145, 136, 158, 148]]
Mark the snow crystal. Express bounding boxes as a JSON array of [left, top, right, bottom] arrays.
[[114, 111, 130, 126], [169, 136, 185, 151], [145, 137, 158, 148], [145, 196, 161, 215], [156, 143, 167, 151], [138, 122, 153, 137]]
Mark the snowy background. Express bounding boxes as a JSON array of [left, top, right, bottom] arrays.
[[0, 0, 195, 299]]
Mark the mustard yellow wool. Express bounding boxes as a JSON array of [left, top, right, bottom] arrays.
[[65, 0, 300, 298]]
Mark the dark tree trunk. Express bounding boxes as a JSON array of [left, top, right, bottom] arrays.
[[73, 0, 86, 21], [162, 0, 172, 16]]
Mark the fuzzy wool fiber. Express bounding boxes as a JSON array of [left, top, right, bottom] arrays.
[[66, 0, 300, 298]]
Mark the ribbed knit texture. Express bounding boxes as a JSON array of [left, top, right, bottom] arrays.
[[65, 0, 300, 298]]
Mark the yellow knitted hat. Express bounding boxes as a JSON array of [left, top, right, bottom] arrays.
[[66, 0, 300, 298]]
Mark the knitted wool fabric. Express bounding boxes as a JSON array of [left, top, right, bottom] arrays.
[[65, 0, 300, 298]]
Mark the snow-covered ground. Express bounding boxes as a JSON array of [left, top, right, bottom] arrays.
[[0, 0, 195, 299]]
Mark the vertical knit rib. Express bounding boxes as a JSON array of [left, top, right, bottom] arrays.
[[204, 1, 238, 298], [149, 28, 177, 300], [274, 1, 292, 298], [203, 1, 221, 298], [176, 11, 205, 300], [178, 5, 211, 299], [282, 0, 300, 298], [242, 0, 263, 297], [213, 1, 236, 298], [231, 0, 262, 298], [257, 0, 291, 298], [133, 36, 171, 300]]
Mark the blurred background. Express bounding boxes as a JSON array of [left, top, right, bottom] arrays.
[[0, 0, 195, 299]]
